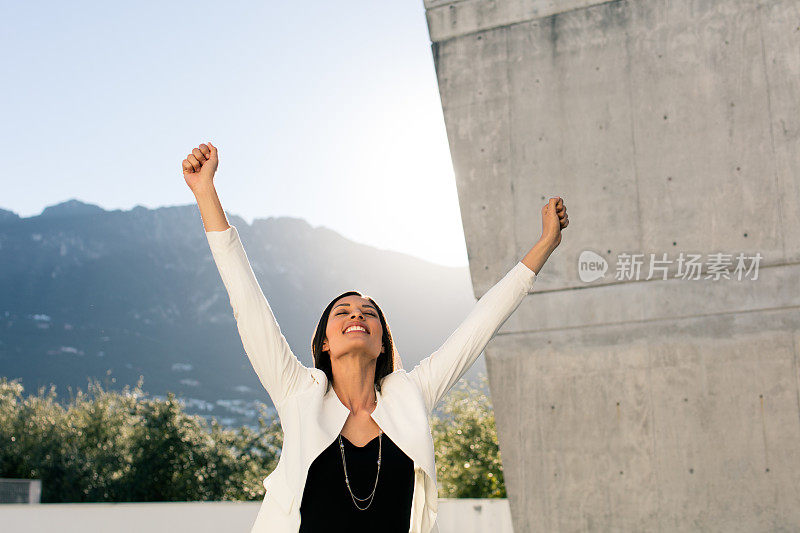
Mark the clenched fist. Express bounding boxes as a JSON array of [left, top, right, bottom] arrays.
[[182, 142, 218, 191], [541, 197, 568, 249]]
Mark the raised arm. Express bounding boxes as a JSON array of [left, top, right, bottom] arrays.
[[407, 197, 568, 414], [183, 142, 312, 407], [183, 142, 229, 233]]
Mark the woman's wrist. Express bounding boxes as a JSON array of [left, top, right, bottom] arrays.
[[521, 238, 558, 275], [537, 236, 559, 255], [192, 183, 230, 232], [191, 181, 217, 197]]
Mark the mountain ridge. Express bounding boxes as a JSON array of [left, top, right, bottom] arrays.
[[0, 200, 480, 427]]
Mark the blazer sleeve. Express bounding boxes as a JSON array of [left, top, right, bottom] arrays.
[[205, 224, 312, 407], [407, 261, 537, 414]]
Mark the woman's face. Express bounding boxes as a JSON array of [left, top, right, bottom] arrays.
[[323, 295, 385, 361]]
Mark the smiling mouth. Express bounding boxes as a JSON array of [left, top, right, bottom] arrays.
[[343, 323, 369, 335]]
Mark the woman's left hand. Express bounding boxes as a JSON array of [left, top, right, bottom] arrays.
[[540, 197, 568, 249]]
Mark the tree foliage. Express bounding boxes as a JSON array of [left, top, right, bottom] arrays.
[[0, 377, 281, 502], [0, 373, 506, 501], [431, 374, 507, 498]]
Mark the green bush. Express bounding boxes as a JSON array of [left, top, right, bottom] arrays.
[[431, 374, 507, 498], [0, 377, 281, 502], [0, 372, 506, 501]]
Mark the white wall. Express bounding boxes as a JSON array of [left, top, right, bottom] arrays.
[[0, 498, 513, 533]]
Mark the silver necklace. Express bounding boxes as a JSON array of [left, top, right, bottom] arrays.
[[338, 393, 381, 511], [338, 430, 382, 510]]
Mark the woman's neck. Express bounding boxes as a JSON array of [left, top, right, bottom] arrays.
[[330, 355, 378, 414]]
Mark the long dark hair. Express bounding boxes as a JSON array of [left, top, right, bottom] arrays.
[[311, 290, 399, 394]]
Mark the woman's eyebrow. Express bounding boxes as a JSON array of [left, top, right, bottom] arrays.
[[333, 303, 377, 311]]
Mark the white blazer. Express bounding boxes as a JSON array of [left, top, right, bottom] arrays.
[[205, 225, 537, 533]]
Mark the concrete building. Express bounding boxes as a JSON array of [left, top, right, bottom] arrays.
[[423, 0, 800, 530]]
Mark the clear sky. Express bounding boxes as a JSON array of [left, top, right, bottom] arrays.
[[1, 1, 468, 267]]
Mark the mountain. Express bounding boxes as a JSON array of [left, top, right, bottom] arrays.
[[0, 199, 480, 427]]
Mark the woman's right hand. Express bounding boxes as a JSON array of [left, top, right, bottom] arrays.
[[182, 142, 219, 191]]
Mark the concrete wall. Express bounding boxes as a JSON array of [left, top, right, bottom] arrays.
[[423, 0, 800, 531], [0, 499, 512, 533]]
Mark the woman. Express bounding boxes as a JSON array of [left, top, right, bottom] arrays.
[[182, 142, 568, 533]]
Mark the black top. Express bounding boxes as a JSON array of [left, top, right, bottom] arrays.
[[298, 432, 414, 532]]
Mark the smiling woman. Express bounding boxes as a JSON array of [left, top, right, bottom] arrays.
[[300, 291, 415, 530], [311, 291, 400, 397], [183, 141, 567, 533]]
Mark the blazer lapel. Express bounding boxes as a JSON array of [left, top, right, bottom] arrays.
[[311, 367, 439, 523], [370, 372, 438, 486], [318, 375, 351, 435], [314, 368, 437, 485]]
